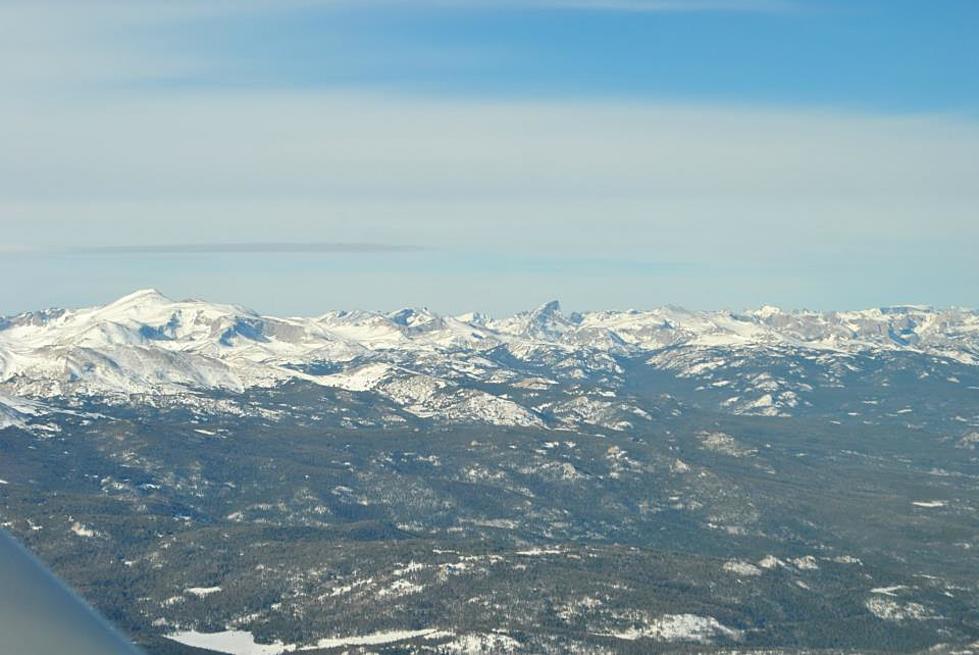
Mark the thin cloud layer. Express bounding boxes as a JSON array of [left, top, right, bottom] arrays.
[[68, 243, 425, 255], [517, 0, 792, 11]]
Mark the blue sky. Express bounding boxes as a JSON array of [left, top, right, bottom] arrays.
[[168, 0, 979, 111], [1, 0, 977, 315]]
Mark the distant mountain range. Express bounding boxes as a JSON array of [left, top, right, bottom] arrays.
[[2, 289, 978, 431]]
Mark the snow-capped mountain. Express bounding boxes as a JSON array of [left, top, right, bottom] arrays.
[[2, 290, 978, 428]]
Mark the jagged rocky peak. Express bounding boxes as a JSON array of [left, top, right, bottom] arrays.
[[532, 299, 562, 317], [521, 300, 577, 339], [387, 307, 438, 328], [454, 311, 487, 326], [751, 305, 784, 319]]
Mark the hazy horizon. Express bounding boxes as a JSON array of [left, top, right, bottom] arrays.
[[3, 284, 974, 321]]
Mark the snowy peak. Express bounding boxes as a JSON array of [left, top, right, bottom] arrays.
[[502, 300, 578, 341], [1, 291, 979, 424], [22, 291, 266, 351], [387, 307, 439, 329], [3, 292, 978, 358], [104, 288, 172, 308], [533, 299, 562, 318], [750, 305, 783, 320]]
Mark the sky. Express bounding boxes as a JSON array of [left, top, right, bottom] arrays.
[[1, 0, 977, 316]]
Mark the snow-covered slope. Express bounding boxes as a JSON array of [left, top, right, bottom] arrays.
[[1, 290, 978, 427]]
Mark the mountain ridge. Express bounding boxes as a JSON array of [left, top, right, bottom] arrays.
[[2, 290, 978, 429]]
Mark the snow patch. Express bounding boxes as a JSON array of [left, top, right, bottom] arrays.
[[723, 560, 762, 577], [303, 628, 439, 650], [865, 597, 937, 621], [70, 521, 97, 538], [440, 632, 522, 653], [165, 630, 288, 655], [605, 614, 741, 643]]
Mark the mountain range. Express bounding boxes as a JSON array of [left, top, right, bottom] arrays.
[[2, 289, 978, 431]]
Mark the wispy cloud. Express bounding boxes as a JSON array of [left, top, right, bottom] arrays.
[[4, 90, 977, 258], [346, 0, 796, 11], [0, 245, 35, 255], [0, 0, 792, 96], [498, 0, 794, 12], [4, 243, 425, 256], [73, 242, 425, 255], [0, 0, 792, 16]]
